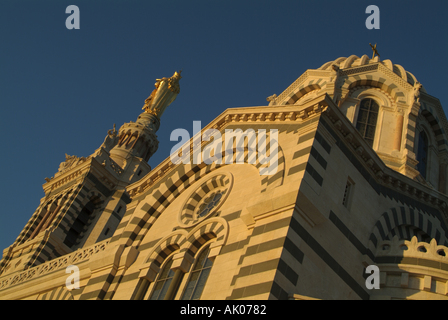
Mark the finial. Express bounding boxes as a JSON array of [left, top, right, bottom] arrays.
[[142, 71, 182, 118]]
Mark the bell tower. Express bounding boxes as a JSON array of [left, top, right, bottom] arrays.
[[0, 71, 182, 276]]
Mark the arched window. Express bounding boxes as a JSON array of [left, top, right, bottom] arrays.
[[150, 256, 177, 300], [181, 245, 214, 300], [63, 198, 99, 248], [417, 131, 429, 179], [356, 98, 379, 147]]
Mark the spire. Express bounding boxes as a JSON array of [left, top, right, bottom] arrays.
[[108, 71, 182, 168]]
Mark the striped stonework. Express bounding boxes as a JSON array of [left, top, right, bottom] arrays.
[[368, 206, 448, 260], [184, 219, 227, 258], [143, 218, 228, 268], [3, 56, 448, 301], [179, 173, 232, 228], [79, 267, 118, 300], [226, 213, 294, 300], [341, 72, 408, 103], [56, 189, 106, 245], [111, 137, 287, 249], [127, 218, 229, 300], [37, 286, 74, 300], [11, 186, 80, 248], [0, 186, 84, 275], [420, 105, 448, 151], [405, 109, 418, 153], [145, 232, 187, 268], [284, 83, 322, 105], [288, 210, 370, 300], [287, 124, 332, 183], [421, 93, 448, 147], [78, 244, 127, 300]]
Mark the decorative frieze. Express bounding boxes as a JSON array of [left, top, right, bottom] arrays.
[[0, 239, 110, 291], [339, 64, 378, 77]]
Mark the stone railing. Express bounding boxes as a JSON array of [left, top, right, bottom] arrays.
[[373, 236, 448, 299], [0, 239, 110, 291], [376, 236, 448, 265]]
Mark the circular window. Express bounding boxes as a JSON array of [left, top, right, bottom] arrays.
[[197, 191, 224, 218], [179, 173, 232, 228]]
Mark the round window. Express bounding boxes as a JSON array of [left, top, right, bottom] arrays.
[[179, 173, 232, 228]]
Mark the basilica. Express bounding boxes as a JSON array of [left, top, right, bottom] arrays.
[[1, 53, 448, 300]]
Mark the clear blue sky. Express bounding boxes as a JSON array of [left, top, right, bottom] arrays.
[[1, 0, 447, 255]]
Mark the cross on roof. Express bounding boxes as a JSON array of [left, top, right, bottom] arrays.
[[369, 43, 380, 59]]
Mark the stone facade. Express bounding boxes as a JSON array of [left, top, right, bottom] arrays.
[[1, 55, 448, 300]]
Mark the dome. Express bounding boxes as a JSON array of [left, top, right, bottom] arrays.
[[318, 54, 426, 93]]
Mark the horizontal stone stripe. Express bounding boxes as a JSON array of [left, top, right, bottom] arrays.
[[84, 272, 115, 287], [231, 259, 281, 285], [292, 146, 312, 160], [289, 215, 370, 300], [287, 162, 307, 176], [270, 281, 289, 300], [116, 271, 140, 285], [310, 146, 327, 170], [297, 131, 316, 144], [239, 237, 286, 265], [223, 210, 242, 222], [266, 170, 284, 187], [329, 211, 368, 256], [220, 237, 250, 255], [252, 217, 291, 237], [116, 219, 130, 230], [138, 238, 163, 252], [305, 163, 323, 186], [277, 258, 299, 285], [110, 234, 121, 243], [226, 281, 273, 300], [283, 237, 304, 264], [80, 288, 107, 300]]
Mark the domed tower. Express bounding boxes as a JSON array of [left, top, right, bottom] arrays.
[[109, 70, 182, 170], [0, 71, 182, 277], [272, 53, 448, 194]]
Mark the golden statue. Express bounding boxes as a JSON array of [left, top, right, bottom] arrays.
[[369, 43, 380, 59], [142, 70, 182, 118]]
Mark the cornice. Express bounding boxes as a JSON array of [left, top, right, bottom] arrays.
[[42, 150, 126, 195], [126, 93, 335, 198], [42, 158, 92, 195], [125, 92, 448, 228]]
